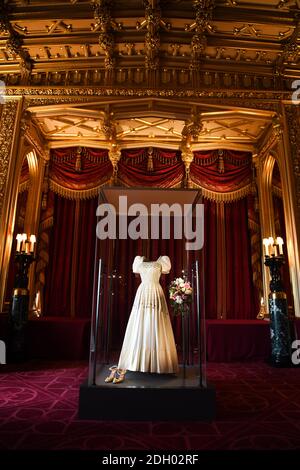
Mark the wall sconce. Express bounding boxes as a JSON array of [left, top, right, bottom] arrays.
[[263, 236, 284, 258], [16, 233, 36, 255], [9, 233, 37, 361]]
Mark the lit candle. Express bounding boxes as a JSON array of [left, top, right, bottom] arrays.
[[25, 241, 30, 254], [29, 234, 36, 253], [21, 233, 27, 252], [260, 296, 264, 306], [16, 234, 22, 253], [268, 237, 274, 256], [263, 238, 270, 256], [276, 237, 284, 255], [273, 244, 278, 257]]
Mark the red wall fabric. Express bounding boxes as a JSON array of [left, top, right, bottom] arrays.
[[44, 195, 98, 317], [43, 147, 258, 326], [203, 199, 218, 319], [224, 199, 258, 319]]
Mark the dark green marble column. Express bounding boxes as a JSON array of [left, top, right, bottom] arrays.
[[9, 253, 34, 362], [265, 255, 291, 366]]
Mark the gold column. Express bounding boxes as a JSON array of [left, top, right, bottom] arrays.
[[276, 104, 300, 317], [255, 125, 278, 312], [25, 153, 48, 312], [0, 97, 23, 312]]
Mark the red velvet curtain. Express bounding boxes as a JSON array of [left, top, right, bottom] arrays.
[[42, 146, 258, 324], [44, 194, 98, 318], [203, 199, 218, 319], [224, 199, 258, 318]]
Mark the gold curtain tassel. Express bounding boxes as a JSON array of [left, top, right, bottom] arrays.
[[75, 147, 82, 172], [218, 150, 225, 174], [147, 147, 154, 172]]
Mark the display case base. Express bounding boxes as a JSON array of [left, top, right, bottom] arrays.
[[78, 366, 216, 421]]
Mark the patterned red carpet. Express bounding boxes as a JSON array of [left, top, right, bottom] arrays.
[[0, 361, 300, 450]]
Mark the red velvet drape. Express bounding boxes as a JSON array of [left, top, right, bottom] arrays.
[[203, 199, 218, 319], [42, 147, 258, 324], [224, 199, 257, 319], [44, 194, 98, 318]]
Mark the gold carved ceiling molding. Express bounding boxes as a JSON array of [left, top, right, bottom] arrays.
[[0, 84, 281, 161], [2, 85, 290, 104], [0, 1, 32, 83], [0, 1, 299, 90]]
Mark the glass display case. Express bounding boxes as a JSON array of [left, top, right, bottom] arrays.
[[79, 187, 215, 421]]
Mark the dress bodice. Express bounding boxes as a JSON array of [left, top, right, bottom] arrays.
[[139, 261, 162, 285], [132, 255, 171, 285]]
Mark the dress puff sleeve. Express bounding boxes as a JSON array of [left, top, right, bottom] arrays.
[[158, 255, 171, 274], [132, 256, 145, 273]]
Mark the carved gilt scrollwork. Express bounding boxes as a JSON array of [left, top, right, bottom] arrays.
[[0, 100, 19, 220], [285, 105, 300, 216]]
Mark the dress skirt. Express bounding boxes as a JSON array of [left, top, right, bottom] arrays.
[[117, 281, 179, 374]]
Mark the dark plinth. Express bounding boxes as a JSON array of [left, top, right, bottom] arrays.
[[78, 366, 216, 421]]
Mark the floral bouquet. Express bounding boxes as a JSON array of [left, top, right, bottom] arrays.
[[169, 277, 193, 316]]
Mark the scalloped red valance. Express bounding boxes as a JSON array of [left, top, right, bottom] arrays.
[[48, 147, 252, 201]]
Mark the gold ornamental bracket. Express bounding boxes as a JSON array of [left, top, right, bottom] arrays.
[[108, 142, 121, 185], [181, 143, 194, 188], [22, 114, 50, 163], [255, 113, 282, 164], [136, 0, 171, 32]]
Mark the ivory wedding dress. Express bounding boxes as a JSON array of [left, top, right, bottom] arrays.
[[117, 255, 179, 374]]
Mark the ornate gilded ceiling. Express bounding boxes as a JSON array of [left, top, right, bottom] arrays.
[[1, 1, 297, 152], [27, 97, 274, 152], [0, 0, 299, 89]]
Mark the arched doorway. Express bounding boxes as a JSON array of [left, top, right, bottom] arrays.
[[3, 149, 39, 312]]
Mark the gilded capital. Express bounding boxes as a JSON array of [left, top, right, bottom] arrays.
[[109, 144, 121, 185], [109, 144, 121, 166], [272, 114, 283, 140], [181, 146, 194, 167], [20, 111, 31, 136]]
